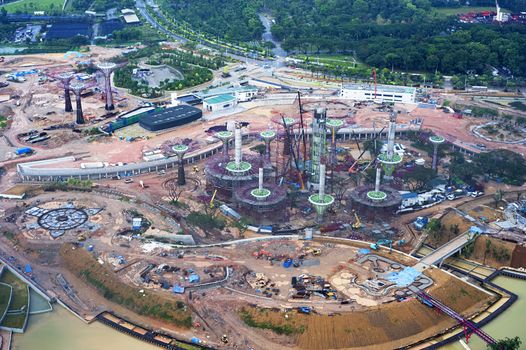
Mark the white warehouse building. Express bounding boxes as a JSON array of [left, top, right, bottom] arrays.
[[340, 83, 416, 104]]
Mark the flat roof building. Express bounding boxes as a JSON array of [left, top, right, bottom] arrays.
[[197, 85, 258, 102], [203, 94, 237, 112], [340, 83, 416, 104], [139, 105, 202, 131]]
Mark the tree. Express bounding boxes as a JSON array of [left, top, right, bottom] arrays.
[[425, 218, 442, 243], [494, 189, 503, 209], [487, 337, 522, 350], [165, 179, 184, 204], [484, 238, 492, 264], [403, 166, 434, 192]]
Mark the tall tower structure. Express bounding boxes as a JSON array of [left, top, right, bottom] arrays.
[[225, 125, 252, 174], [70, 81, 91, 124], [308, 164, 334, 223], [260, 130, 276, 168], [55, 72, 74, 112], [216, 131, 234, 160], [378, 112, 402, 181], [172, 144, 189, 185], [310, 108, 328, 185], [326, 118, 344, 166], [429, 135, 445, 171], [366, 166, 387, 202], [96, 62, 123, 111]]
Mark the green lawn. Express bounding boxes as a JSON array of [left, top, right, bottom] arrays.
[[292, 54, 360, 69], [0, 116, 7, 129], [0, 0, 65, 14], [0, 283, 13, 321], [0, 270, 28, 311], [0, 313, 27, 329], [432, 6, 510, 16]]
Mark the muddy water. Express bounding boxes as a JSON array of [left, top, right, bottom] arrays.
[[13, 306, 159, 350], [442, 276, 526, 350]]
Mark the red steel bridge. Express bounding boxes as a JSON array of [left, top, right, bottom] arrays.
[[416, 290, 497, 346]]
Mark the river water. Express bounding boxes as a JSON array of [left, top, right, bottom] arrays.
[[442, 276, 526, 350], [12, 276, 525, 350], [13, 307, 159, 350]]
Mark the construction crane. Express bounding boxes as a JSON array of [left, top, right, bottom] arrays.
[[210, 189, 217, 209], [282, 115, 305, 190], [348, 127, 385, 174], [297, 91, 307, 169], [372, 68, 377, 99]]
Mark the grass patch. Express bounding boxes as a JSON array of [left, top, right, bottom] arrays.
[[0, 270, 28, 310], [240, 308, 305, 336], [510, 101, 526, 112], [431, 6, 509, 16], [0, 116, 7, 129], [0, 283, 12, 320], [0, 0, 64, 13], [186, 212, 225, 231], [60, 244, 192, 328], [0, 313, 26, 329]]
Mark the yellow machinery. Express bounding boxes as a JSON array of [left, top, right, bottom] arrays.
[[210, 189, 217, 209], [352, 211, 362, 230], [193, 166, 199, 173], [77, 234, 86, 241]]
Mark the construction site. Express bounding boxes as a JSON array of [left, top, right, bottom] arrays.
[[1, 47, 526, 350]]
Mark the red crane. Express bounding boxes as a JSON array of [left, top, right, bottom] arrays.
[[372, 68, 377, 99]]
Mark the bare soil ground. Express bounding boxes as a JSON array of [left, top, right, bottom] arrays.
[[469, 236, 515, 268], [510, 245, 526, 269], [238, 267, 493, 350]]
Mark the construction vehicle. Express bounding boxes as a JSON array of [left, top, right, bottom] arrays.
[[413, 216, 429, 230], [220, 335, 229, 344], [352, 211, 362, 230], [210, 189, 217, 209], [77, 234, 86, 242], [370, 239, 405, 253], [298, 306, 311, 314], [139, 180, 145, 189], [192, 166, 199, 173]]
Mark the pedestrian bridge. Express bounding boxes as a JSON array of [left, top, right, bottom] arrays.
[[415, 227, 480, 271]]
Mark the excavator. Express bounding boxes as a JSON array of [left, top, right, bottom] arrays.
[[351, 211, 362, 230], [370, 239, 406, 253], [209, 189, 217, 209]]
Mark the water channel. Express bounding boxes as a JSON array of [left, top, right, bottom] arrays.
[[11, 276, 525, 349], [442, 276, 526, 350], [13, 307, 159, 350]]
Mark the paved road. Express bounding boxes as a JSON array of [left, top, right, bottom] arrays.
[[135, 0, 187, 43], [135, 0, 267, 66]]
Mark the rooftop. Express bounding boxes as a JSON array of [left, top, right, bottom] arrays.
[[343, 83, 416, 94], [197, 85, 258, 99], [123, 14, 140, 24], [139, 105, 202, 126], [203, 94, 236, 105]]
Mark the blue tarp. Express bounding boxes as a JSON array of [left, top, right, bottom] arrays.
[[358, 248, 371, 255], [401, 192, 418, 199], [24, 264, 32, 274], [386, 267, 421, 287], [172, 285, 185, 293], [188, 273, 200, 283], [469, 226, 483, 234]]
